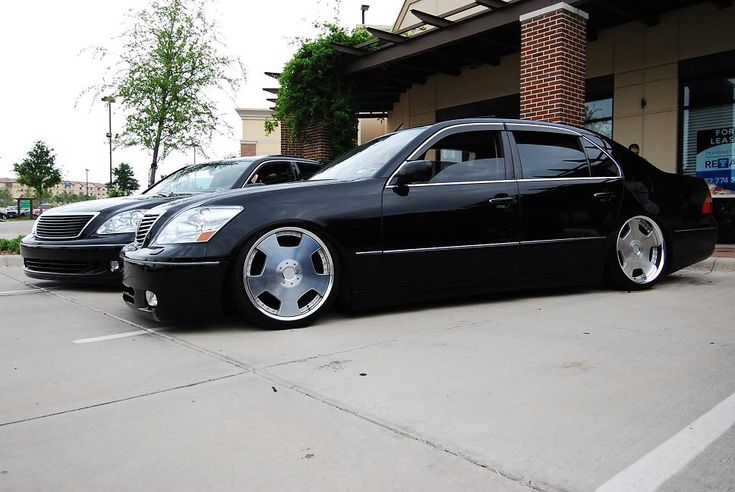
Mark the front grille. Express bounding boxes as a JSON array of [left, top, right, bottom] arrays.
[[36, 214, 95, 239], [25, 258, 100, 274], [135, 214, 160, 246]]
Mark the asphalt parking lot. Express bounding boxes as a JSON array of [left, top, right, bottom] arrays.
[[1, 259, 734, 491]]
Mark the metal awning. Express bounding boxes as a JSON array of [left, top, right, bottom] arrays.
[[336, 0, 727, 116]]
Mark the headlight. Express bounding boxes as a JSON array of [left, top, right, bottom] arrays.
[[96, 210, 145, 234], [153, 206, 243, 245]]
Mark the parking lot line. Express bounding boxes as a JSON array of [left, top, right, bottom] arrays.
[[596, 391, 735, 492], [72, 329, 160, 344]]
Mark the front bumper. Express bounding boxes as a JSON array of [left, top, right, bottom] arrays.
[[20, 235, 130, 281], [121, 249, 230, 323]]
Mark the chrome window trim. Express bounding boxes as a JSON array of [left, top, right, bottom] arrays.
[[35, 212, 100, 240], [518, 176, 623, 183], [509, 123, 624, 179], [385, 122, 506, 188], [386, 179, 515, 189]]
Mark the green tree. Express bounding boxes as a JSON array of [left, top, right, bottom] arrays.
[[51, 191, 95, 205], [90, 0, 243, 186], [266, 24, 372, 160], [0, 185, 12, 206], [108, 162, 140, 197], [13, 141, 62, 206]]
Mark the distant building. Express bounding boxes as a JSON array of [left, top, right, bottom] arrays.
[[236, 108, 281, 157], [0, 177, 108, 201]]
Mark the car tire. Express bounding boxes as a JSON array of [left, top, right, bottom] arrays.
[[607, 215, 667, 290], [231, 226, 338, 329]]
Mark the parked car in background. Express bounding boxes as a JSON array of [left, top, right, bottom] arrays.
[[21, 156, 320, 281], [4, 206, 18, 219], [121, 119, 717, 329], [33, 203, 52, 216]]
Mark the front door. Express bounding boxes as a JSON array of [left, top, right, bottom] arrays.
[[381, 124, 521, 289]]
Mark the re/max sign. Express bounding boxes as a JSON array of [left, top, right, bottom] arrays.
[[703, 158, 735, 169]]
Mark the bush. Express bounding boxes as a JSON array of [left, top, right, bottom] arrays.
[[0, 235, 23, 254]]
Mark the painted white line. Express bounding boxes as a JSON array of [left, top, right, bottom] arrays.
[[73, 329, 158, 344], [597, 391, 735, 492], [0, 289, 46, 296]]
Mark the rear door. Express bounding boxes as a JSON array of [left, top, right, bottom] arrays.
[[507, 124, 623, 277], [381, 123, 521, 288]]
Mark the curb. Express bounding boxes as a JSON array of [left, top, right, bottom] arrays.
[[685, 256, 735, 273], [0, 255, 23, 267]]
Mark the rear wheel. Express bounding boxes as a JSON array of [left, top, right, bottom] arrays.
[[608, 215, 667, 290], [232, 226, 337, 329]]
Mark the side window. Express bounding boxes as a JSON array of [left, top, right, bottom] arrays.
[[410, 130, 505, 184], [513, 131, 590, 179], [296, 162, 322, 180], [582, 140, 619, 177], [249, 162, 294, 185]]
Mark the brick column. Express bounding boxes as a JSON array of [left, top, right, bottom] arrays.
[[519, 3, 588, 125], [240, 142, 256, 157], [280, 122, 304, 158]]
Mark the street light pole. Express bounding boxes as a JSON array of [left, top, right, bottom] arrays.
[[361, 4, 370, 24], [84, 169, 89, 197], [101, 96, 115, 185]]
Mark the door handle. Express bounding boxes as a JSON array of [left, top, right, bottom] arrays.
[[593, 192, 616, 202], [488, 195, 517, 207]]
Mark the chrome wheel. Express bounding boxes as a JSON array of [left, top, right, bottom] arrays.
[[615, 216, 665, 284], [243, 227, 335, 321]]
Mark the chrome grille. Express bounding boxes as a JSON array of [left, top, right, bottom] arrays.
[[135, 214, 160, 246], [36, 214, 95, 239]]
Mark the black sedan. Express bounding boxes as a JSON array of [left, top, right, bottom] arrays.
[[21, 156, 320, 281], [121, 119, 717, 328]]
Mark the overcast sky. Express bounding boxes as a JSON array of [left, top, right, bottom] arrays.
[[0, 0, 400, 189]]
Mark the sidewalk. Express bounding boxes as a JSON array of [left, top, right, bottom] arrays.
[[713, 244, 735, 258]]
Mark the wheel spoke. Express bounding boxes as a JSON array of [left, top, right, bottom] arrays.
[[293, 234, 323, 270], [272, 285, 309, 318], [301, 272, 331, 297], [246, 273, 276, 297]]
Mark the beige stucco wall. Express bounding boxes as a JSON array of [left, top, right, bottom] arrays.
[[382, 2, 735, 173], [237, 108, 282, 156], [358, 118, 388, 144], [586, 2, 735, 173]]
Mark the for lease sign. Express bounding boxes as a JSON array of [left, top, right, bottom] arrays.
[[696, 127, 735, 190]]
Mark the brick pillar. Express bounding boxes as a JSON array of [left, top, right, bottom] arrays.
[[280, 122, 304, 158], [519, 3, 588, 125], [303, 123, 333, 162]]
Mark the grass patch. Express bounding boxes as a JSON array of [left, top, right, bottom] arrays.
[[0, 235, 23, 254]]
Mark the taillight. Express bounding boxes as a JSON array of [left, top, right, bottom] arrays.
[[702, 190, 713, 215]]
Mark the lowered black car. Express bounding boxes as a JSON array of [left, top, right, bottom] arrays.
[[121, 119, 716, 328], [21, 156, 320, 281]]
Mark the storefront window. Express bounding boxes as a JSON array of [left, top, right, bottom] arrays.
[[681, 76, 735, 195], [583, 98, 613, 138]]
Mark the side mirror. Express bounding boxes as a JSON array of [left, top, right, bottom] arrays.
[[393, 160, 433, 187]]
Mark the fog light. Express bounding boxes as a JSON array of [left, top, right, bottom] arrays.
[[145, 290, 158, 308], [109, 260, 120, 272]]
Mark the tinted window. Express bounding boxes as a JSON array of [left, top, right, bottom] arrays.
[[314, 128, 424, 181], [145, 160, 254, 195], [409, 130, 505, 184], [514, 131, 589, 179], [296, 162, 322, 179], [582, 140, 619, 177], [249, 162, 294, 185]]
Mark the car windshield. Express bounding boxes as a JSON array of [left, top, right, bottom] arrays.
[[311, 128, 424, 181], [144, 159, 254, 196]]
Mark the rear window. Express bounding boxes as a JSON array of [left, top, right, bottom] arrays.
[[514, 131, 589, 179]]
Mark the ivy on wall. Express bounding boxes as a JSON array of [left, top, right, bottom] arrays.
[[266, 24, 372, 160]]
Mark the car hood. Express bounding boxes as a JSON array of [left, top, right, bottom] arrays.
[[42, 194, 188, 215]]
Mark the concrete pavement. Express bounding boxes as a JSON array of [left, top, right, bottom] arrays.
[[0, 219, 32, 239], [0, 263, 734, 491]]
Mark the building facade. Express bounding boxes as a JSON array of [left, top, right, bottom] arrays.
[[236, 108, 282, 157], [0, 177, 108, 203]]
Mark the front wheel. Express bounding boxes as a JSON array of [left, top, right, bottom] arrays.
[[607, 215, 667, 290], [231, 226, 337, 329]]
